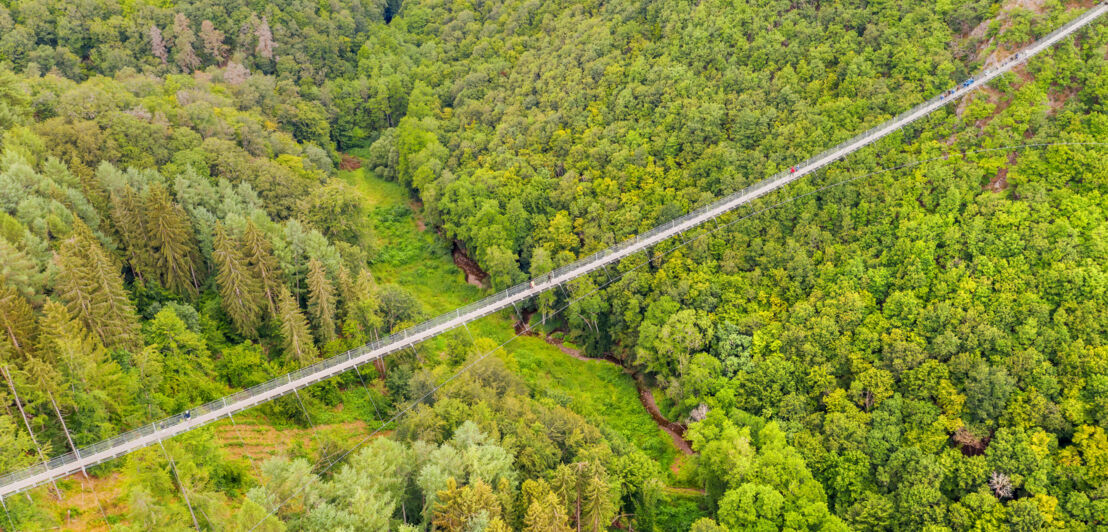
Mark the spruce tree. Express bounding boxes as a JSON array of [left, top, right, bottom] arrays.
[[523, 491, 573, 532], [336, 264, 355, 321], [580, 469, 615, 532], [306, 258, 336, 344], [0, 285, 35, 360], [348, 268, 383, 336], [54, 223, 141, 350], [243, 220, 283, 316], [109, 185, 152, 282], [0, 237, 45, 303], [277, 285, 317, 366], [36, 301, 119, 397], [144, 184, 201, 298], [213, 223, 263, 337]]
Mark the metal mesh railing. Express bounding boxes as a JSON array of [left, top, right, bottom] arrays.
[[0, 3, 1104, 497]]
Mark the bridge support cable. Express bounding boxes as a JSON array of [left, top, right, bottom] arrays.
[[44, 389, 113, 530], [351, 365, 384, 422], [1, 367, 61, 500], [1, 4, 1105, 499], [291, 389, 333, 468], [1, 495, 16, 532], [158, 440, 201, 531]]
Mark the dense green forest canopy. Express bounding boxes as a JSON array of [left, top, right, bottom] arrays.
[[1, 0, 1107, 530]]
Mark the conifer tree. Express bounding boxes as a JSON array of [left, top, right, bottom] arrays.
[[0, 237, 45, 303], [347, 268, 383, 336], [580, 470, 615, 532], [35, 303, 90, 439], [243, 220, 283, 316], [54, 223, 141, 350], [523, 491, 573, 532], [433, 478, 502, 532], [277, 285, 317, 366], [109, 185, 152, 282], [336, 264, 355, 321], [36, 301, 121, 401], [306, 258, 336, 344], [550, 461, 614, 531], [149, 25, 168, 65], [199, 20, 227, 62], [213, 224, 263, 337], [144, 184, 201, 298], [0, 285, 35, 360]]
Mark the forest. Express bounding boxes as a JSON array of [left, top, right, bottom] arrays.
[[1, 0, 1107, 530]]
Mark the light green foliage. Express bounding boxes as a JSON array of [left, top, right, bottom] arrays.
[[243, 220, 284, 317], [276, 285, 318, 367], [213, 223, 264, 337], [689, 414, 847, 530], [0, 0, 1105, 529], [305, 258, 337, 344], [35, 301, 126, 444], [0, 415, 35, 473], [140, 308, 223, 414], [144, 183, 203, 298], [54, 223, 141, 350]]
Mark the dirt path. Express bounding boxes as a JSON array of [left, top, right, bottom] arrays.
[[452, 240, 489, 288], [540, 333, 695, 456]]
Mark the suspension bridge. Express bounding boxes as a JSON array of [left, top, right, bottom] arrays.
[[1, 2, 1105, 500]]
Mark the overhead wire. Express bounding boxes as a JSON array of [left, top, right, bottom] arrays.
[[158, 440, 201, 531]]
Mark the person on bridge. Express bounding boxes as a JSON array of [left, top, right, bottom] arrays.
[[184, 410, 191, 420], [790, 166, 796, 174], [529, 280, 535, 289]]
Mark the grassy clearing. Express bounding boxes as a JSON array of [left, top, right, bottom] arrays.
[[336, 162, 480, 315], [334, 159, 677, 467], [492, 327, 679, 468]]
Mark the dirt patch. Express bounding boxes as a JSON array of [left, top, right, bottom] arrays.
[[986, 151, 1018, 192], [339, 154, 362, 171], [953, 427, 992, 456], [633, 373, 695, 455], [410, 201, 427, 232], [513, 308, 538, 334], [987, 167, 1010, 192], [1048, 85, 1080, 114], [452, 241, 489, 288]]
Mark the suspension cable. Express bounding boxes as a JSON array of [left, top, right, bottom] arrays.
[[157, 440, 200, 531]]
